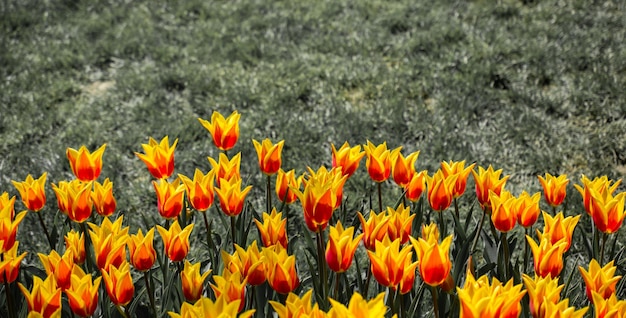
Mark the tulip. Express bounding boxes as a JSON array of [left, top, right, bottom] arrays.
[[331, 142, 365, 177], [88, 216, 129, 270], [65, 266, 101, 317], [457, 272, 526, 318], [390, 148, 419, 187], [537, 211, 580, 251], [11, 172, 47, 212], [0, 243, 27, 284], [128, 228, 157, 272], [515, 191, 541, 228], [293, 167, 345, 232], [153, 178, 186, 220], [385, 204, 415, 244], [426, 170, 458, 212], [538, 173, 569, 208], [66, 144, 106, 181], [441, 160, 476, 198], [64, 230, 85, 265], [405, 170, 428, 202], [38, 249, 74, 290], [181, 260, 211, 303], [412, 234, 453, 286], [275, 169, 303, 204], [269, 289, 316, 318], [215, 177, 253, 217], [0, 192, 16, 218], [574, 175, 621, 215], [0, 208, 26, 253], [254, 208, 288, 248], [592, 292, 626, 318], [135, 136, 177, 179], [588, 188, 626, 234], [210, 270, 247, 312], [222, 242, 266, 286], [327, 292, 388, 317], [367, 237, 417, 291], [364, 140, 394, 182], [472, 165, 509, 210], [208, 152, 241, 187], [526, 236, 567, 278], [101, 261, 135, 306], [325, 221, 363, 273], [51, 179, 93, 223], [489, 190, 517, 233], [253, 138, 285, 175], [579, 259, 621, 301], [421, 222, 440, 242], [91, 178, 116, 216], [179, 169, 215, 212], [357, 210, 390, 250], [169, 295, 255, 318], [18, 275, 62, 318], [157, 220, 194, 262], [198, 110, 240, 151], [263, 245, 299, 294], [522, 274, 563, 318], [542, 298, 588, 318]]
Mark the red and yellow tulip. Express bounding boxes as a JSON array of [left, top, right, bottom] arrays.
[[252, 138, 285, 175], [208, 152, 241, 187], [66, 144, 106, 181], [181, 260, 211, 303], [0, 207, 26, 254], [390, 148, 419, 188], [12, 172, 47, 212], [515, 191, 541, 228], [275, 169, 303, 204], [489, 190, 517, 233], [157, 220, 194, 262], [198, 110, 241, 151], [441, 160, 476, 198], [101, 261, 135, 306], [222, 242, 266, 286], [38, 249, 74, 291], [64, 230, 85, 265], [385, 204, 415, 244], [411, 234, 453, 286], [522, 274, 563, 318], [254, 208, 288, 248], [538, 173, 569, 208], [405, 170, 428, 202], [153, 178, 186, 220], [0, 243, 27, 284], [368, 237, 417, 292], [135, 136, 178, 179], [51, 180, 93, 223], [65, 266, 101, 317], [325, 221, 363, 273], [210, 270, 247, 312], [91, 178, 116, 216], [364, 140, 393, 183], [263, 245, 299, 294], [579, 259, 621, 301], [128, 228, 157, 272], [19, 275, 62, 318], [472, 165, 509, 210], [526, 236, 567, 278], [179, 169, 216, 212], [331, 142, 365, 177], [215, 176, 253, 217], [357, 210, 390, 251], [537, 211, 580, 251], [426, 170, 458, 212]]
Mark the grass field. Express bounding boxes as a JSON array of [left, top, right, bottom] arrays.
[[1, 0, 626, 316]]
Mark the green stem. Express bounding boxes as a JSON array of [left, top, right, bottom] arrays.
[[524, 227, 530, 274], [201, 211, 216, 267], [453, 198, 460, 222], [378, 182, 383, 213], [600, 232, 608, 265], [115, 305, 130, 318], [470, 208, 487, 254], [334, 272, 340, 301], [438, 210, 446, 237], [431, 286, 439, 318], [363, 268, 372, 298], [80, 222, 95, 272], [36, 212, 54, 250], [2, 254, 16, 318], [144, 270, 157, 316], [316, 228, 328, 309], [501, 232, 510, 281], [231, 215, 237, 251], [266, 174, 272, 213]]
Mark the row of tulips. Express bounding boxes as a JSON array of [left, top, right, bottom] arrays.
[[2, 110, 626, 317]]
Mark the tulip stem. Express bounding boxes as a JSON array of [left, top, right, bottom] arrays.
[[144, 270, 157, 316], [316, 228, 328, 309], [453, 198, 460, 222], [378, 182, 383, 213], [201, 211, 216, 267], [431, 286, 440, 318], [36, 212, 54, 250], [501, 231, 510, 281], [115, 305, 130, 318], [80, 222, 95, 273], [600, 232, 608, 266], [470, 208, 487, 254], [231, 215, 237, 251], [2, 255, 16, 318], [334, 272, 340, 300], [523, 227, 530, 274], [266, 175, 272, 214]]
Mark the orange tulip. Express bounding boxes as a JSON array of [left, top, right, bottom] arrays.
[[275, 169, 303, 204], [0, 192, 16, 218], [390, 149, 419, 187], [171, 295, 255, 318], [157, 220, 194, 262], [179, 169, 216, 212], [270, 289, 317, 318], [522, 274, 563, 318], [472, 165, 509, 210], [88, 216, 129, 270], [426, 170, 458, 212], [51, 179, 93, 223], [457, 272, 526, 318], [588, 188, 626, 234], [526, 236, 567, 278], [574, 175, 621, 215], [489, 190, 517, 233], [263, 245, 299, 294], [199, 110, 240, 151], [222, 241, 266, 286], [421, 222, 440, 242], [357, 210, 390, 250], [385, 204, 415, 244], [405, 170, 428, 202], [135, 136, 177, 179], [181, 260, 211, 303], [254, 208, 288, 248], [128, 228, 157, 272], [215, 177, 253, 217], [101, 261, 135, 306], [38, 249, 74, 291], [537, 211, 580, 251], [441, 160, 476, 198], [368, 237, 417, 291], [412, 234, 453, 286], [91, 178, 116, 216], [331, 142, 365, 177], [592, 292, 626, 318], [327, 292, 388, 318], [0, 207, 26, 253], [293, 167, 346, 232], [64, 230, 85, 265], [325, 221, 363, 273], [65, 266, 101, 317], [364, 140, 393, 183], [579, 259, 621, 301], [208, 152, 241, 187], [0, 243, 27, 284], [538, 173, 569, 207], [153, 178, 186, 220], [542, 298, 588, 318], [210, 270, 247, 312], [12, 172, 47, 212], [515, 191, 541, 228], [66, 144, 106, 181], [253, 138, 285, 175], [19, 275, 62, 318]]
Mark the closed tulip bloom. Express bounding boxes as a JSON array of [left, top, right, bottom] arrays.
[[0, 243, 27, 284], [169, 295, 255, 318], [253, 138, 285, 175], [0, 192, 16, 218], [38, 249, 74, 290], [91, 178, 116, 216], [65, 266, 101, 317], [52, 180, 93, 223], [441, 160, 476, 198], [364, 140, 393, 183], [522, 274, 563, 318], [65, 230, 85, 265], [153, 178, 186, 220], [293, 168, 345, 232], [263, 245, 299, 294], [179, 169, 216, 212], [458, 272, 526, 318], [579, 259, 621, 301], [211, 270, 247, 312], [472, 165, 509, 210], [208, 152, 242, 188], [526, 236, 567, 278], [357, 210, 390, 250], [325, 221, 363, 273], [412, 234, 453, 286], [254, 208, 288, 248], [537, 211, 580, 251], [515, 191, 541, 228], [327, 292, 388, 318], [489, 190, 517, 233], [592, 292, 626, 318], [199, 110, 240, 151], [405, 170, 428, 202], [390, 149, 419, 187], [181, 260, 211, 303], [275, 169, 303, 204], [101, 261, 135, 306], [386, 204, 415, 244], [367, 237, 417, 290], [421, 223, 440, 242], [12, 172, 47, 212], [88, 216, 129, 270], [426, 170, 458, 212], [538, 173, 569, 207], [0, 207, 26, 253], [157, 220, 194, 262], [574, 175, 621, 215], [128, 228, 157, 272], [215, 177, 253, 217], [331, 142, 365, 177], [19, 275, 62, 318], [542, 298, 588, 318], [66, 144, 106, 181], [222, 242, 266, 286], [270, 289, 317, 318], [135, 136, 177, 179], [589, 188, 626, 234]]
